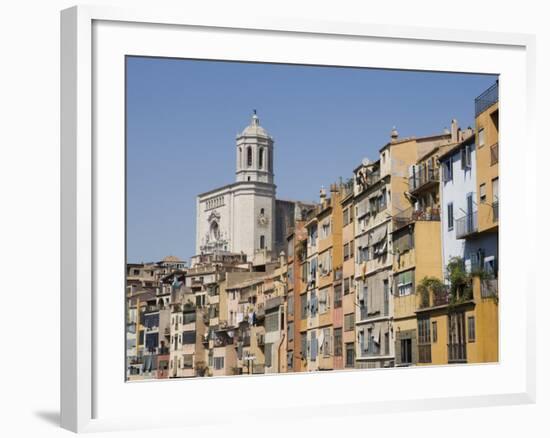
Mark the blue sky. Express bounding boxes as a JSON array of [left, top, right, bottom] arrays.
[[126, 56, 497, 264]]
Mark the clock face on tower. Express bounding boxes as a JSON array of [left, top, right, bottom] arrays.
[[258, 213, 269, 226]]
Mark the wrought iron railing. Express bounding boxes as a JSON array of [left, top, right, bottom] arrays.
[[409, 168, 439, 193], [393, 206, 440, 230], [448, 343, 467, 363], [492, 202, 499, 223], [418, 290, 450, 309], [475, 82, 499, 117], [456, 211, 478, 238]]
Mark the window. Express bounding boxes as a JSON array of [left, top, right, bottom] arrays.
[[213, 357, 225, 370], [448, 312, 467, 362], [345, 342, 355, 368], [258, 148, 264, 168], [400, 339, 412, 364], [478, 128, 485, 147], [344, 313, 355, 331], [379, 189, 387, 209], [181, 331, 196, 344], [265, 310, 279, 332], [309, 290, 318, 317], [468, 316, 476, 342], [461, 144, 471, 169], [334, 284, 342, 308], [246, 147, 252, 167], [343, 242, 350, 261], [358, 245, 370, 263], [319, 288, 330, 314], [310, 332, 317, 361], [393, 227, 414, 253], [300, 332, 307, 360], [396, 270, 414, 296], [287, 351, 293, 369], [287, 294, 294, 317], [492, 177, 499, 203], [265, 343, 273, 367], [432, 321, 438, 343], [343, 208, 350, 226], [320, 219, 332, 238], [343, 277, 351, 295], [334, 328, 343, 357], [443, 159, 453, 182], [383, 280, 389, 316], [322, 328, 331, 357], [259, 235, 265, 249], [384, 332, 390, 355], [418, 317, 432, 363], [183, 354, 193, 369], [480, 183, 487, 202], [287, 321, 294, 341], [319, 250, 332, 276], [484, 256, 497, 277], [300, 293, 308, 320], [447, 203, 454, 231], [359, 285, 368, 319]]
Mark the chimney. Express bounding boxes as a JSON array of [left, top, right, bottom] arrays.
[[390, 126, 399, 143], [319, 186, 327, 203], [451, 119, 458, 143]]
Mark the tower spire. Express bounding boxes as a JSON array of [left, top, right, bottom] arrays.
[[252, 109, 259, 126]]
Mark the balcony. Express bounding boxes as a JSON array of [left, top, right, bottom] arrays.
[[418, 290, 450, 309], [490, 143, 499, 166], [341, 178, 354, 198], [393, 206, 440, 230], [475, 81, 499, 117], [448, 343, 467, 363], [409, 168, 439, 194], [256, 303, 265, 319], [492, 202, 499, 223], [455, 211, 478, 239]]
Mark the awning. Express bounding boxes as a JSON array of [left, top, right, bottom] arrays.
[[369, 190, 382, 201], [372, 325, 381, 344], [370, 225, 387, 246]]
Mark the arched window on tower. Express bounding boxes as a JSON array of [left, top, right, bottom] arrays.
[[238, 147, 242, 169], [247, 147, 252, 167], [258, 148, 264, 169], [260, 235, 265, 249]]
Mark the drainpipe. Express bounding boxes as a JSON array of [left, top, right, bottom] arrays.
[[277, 332, 286, 373]]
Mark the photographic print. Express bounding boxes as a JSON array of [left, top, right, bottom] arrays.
[[125, 58, 499, 380]]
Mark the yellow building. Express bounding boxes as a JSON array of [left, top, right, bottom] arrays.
[[475, 81, 499, 233], [340, 179, 356, 369]]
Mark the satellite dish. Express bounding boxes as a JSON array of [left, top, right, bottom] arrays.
[[362, 158, 371, 166]]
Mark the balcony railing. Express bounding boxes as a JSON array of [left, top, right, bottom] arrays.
[[418, 290, 450, 309], [455, 211, 478, 238], [409, 168, 439, 193], [490, 143, 499, 166], [492, 202, 499, 223], [475, 82, 499, 117], [393, 206, 440, 230], [448, 343, 467, 363]]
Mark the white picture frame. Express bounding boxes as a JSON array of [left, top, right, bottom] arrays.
[[60, 4, 536, 433]]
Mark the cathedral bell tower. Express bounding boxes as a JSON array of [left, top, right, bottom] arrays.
[[235, 110, 274, 184]]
